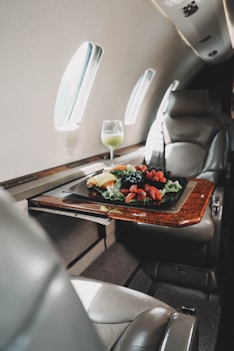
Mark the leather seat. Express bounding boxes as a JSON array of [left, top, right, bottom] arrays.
[[117, 90, 228, 269], [0, 187, 198, 351]]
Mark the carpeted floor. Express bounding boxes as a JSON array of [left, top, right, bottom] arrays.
[[81, 241, 140, 286], [151, 282, 221, 351]]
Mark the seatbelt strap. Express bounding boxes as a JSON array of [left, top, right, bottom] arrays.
[[144, 117, 165, 169], [150, 121, 165, 169]]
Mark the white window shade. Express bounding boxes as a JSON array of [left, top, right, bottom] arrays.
[[54, 42, 102, 131], [124, 68, 155, 126]]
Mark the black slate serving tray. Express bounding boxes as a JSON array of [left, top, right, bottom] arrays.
[[67, 172, 188, 211]]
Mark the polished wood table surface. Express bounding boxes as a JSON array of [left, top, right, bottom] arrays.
[[28, 178, 214, 228]]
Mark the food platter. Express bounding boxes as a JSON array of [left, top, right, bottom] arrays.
[[68, 164, 188, 211]]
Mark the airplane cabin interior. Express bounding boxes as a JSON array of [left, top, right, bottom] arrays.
[[1, 1, 234, 350]]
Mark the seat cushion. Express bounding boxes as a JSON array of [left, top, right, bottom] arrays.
[[118, 205, 214, 243], [116, 205, 215, 267], [71, 276, 198, 351]]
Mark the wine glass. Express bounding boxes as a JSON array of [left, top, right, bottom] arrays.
[[101, 120, 124, 167]]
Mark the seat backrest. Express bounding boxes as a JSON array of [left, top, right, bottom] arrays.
[[0, 188, 104, 351], [145, 90, 228, 186]]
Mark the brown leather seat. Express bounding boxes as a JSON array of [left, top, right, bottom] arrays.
[[117, 90, 228, 270], [0, 187, 198, 351]]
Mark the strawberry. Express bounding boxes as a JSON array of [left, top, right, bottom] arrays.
[[125, 192, 136, 203], [136, 189, 147, 202], [129, 184, 138, 193], [120, 188, 130, 194], [145, 185, 162, 201]]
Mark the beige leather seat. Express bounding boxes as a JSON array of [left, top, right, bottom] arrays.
[[117, 90, 228, 270], [0, 187, 198, 351]]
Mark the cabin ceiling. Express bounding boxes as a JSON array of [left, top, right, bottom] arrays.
[[152, 0, 233, 64]]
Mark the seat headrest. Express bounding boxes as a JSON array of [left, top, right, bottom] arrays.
[[167, 90, 211, 117]]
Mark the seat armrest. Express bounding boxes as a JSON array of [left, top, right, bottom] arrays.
[[211, 187, 224, 220], [160, 313, 198, 351]]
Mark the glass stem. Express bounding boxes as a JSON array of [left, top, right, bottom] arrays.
[[109, 147, 114, 167]]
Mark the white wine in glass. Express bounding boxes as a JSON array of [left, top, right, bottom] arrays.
[[101, 120, 124, 166]]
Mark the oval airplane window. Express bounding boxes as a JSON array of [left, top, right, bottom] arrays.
[[54, 42, 102, 131], [124, 68, 155, 126]]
